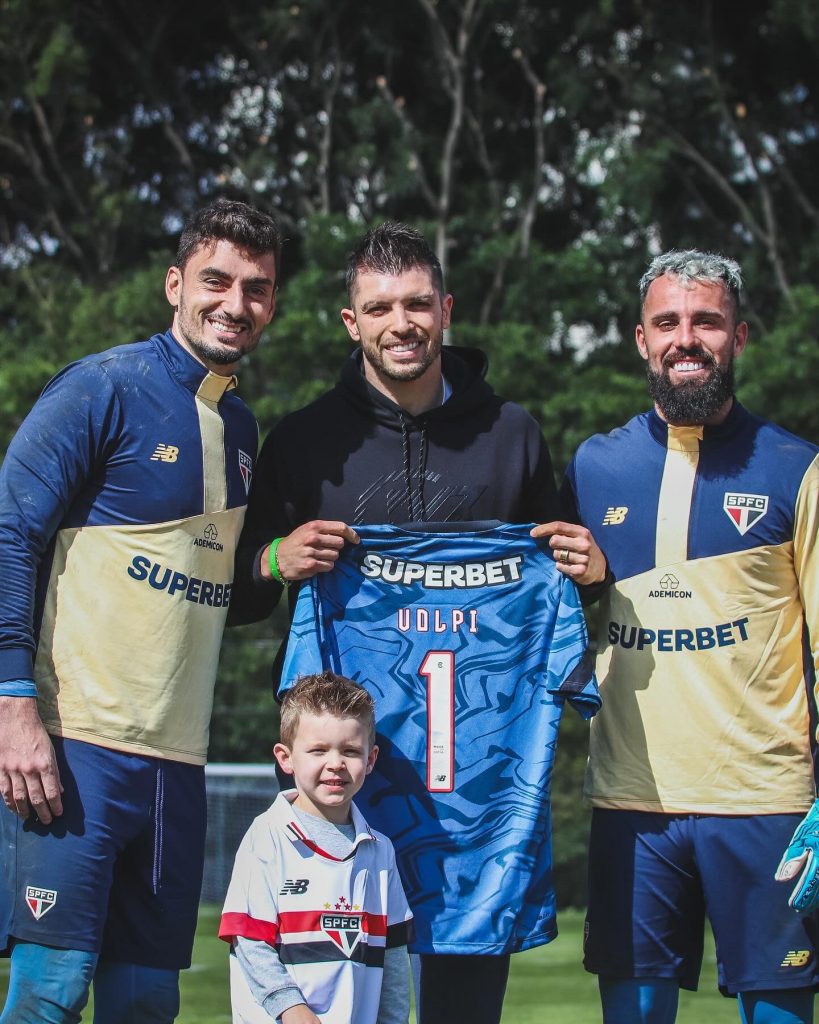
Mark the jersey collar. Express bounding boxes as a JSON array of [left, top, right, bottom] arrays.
[[156, 329, 238, 399], [647, 399, 749, 447], [273, 790, 376, 861]]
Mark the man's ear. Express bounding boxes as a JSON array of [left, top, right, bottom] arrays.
[[441, 293, 453, 330], [635, 322, 649, 362], [165, 265, 182, 309], [366, 745, 379, 775], [733, 320, 749, 358], [340, 306, 359, 341]]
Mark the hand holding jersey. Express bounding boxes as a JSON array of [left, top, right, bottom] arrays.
[[264, 518, 606, 590], [260, 521, 360, 584], [531, 519, 608, 585], [776, 800, 819, 912]]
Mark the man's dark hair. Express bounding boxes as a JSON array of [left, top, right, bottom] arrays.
[[175, 198, 283, 276], [345, 221, 444, 301]]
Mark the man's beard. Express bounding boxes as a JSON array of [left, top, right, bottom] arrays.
[[647, 353, 735, 425], [364, 332, 443, 382], [176, 296, 255, 366]]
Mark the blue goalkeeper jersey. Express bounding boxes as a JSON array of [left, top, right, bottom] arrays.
[[280, 522, 599, 955]]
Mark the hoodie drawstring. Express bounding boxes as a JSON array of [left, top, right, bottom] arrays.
[[417, 422, 429, 521], [398, 412, 429, 522]]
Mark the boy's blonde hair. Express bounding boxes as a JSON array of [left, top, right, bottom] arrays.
[[279, 672, 376, 747]]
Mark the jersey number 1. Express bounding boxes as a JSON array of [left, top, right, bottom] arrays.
[[419, 651, 455, 793]]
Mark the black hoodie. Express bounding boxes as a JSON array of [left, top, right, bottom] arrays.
[[228, 345, 561, 626]]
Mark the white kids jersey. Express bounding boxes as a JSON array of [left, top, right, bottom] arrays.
[[220, 791, 413, 1024]]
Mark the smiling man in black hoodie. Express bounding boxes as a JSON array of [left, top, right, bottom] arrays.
[[228, 222, 605, 1024]]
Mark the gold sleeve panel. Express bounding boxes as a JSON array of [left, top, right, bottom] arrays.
[[585, 542, 815, 814], [34, 508, 246, 764], [793, 454, 819, 681]]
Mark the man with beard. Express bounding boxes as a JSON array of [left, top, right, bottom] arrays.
[[554, 250, 819, 1023], [0, 199, 280, 1023], [228, 220, 606, 1024]]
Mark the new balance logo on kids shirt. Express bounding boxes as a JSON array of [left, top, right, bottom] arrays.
[[280, 879, 310, 896]]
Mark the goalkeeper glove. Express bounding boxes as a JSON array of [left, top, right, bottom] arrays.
[[776, 799, 819, 913]]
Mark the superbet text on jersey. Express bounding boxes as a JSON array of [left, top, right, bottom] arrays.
[[280, 521, 599, 956]]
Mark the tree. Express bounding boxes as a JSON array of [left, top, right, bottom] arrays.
[[1, 0, 818, 907]]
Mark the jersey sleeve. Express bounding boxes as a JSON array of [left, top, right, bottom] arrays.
[[793, 455, 819, 687], [0, 360, 122, 681], [377, 946, 411, 1024], [385, 842, 414, 948], [233, 937, 305, 1019], [546, 574, 600, 720], [278, 580, 327, 698], [219, 819, 281, 946]]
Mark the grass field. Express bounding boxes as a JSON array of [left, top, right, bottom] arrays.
[[0, 905, 742, 1022]]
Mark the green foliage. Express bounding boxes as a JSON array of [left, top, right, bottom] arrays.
[[238, 214, 359, 431], [28, 21, 87, 100], [0, 255, 171, 447], [737, 285, 819, 443], [210, 619, 284, 762]]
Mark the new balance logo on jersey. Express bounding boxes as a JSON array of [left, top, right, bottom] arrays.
[[279, 879, 310, 896], [150, 443, 179, 463], [239, 450, 252, 495], [781, 949, 812, 967], [602, 507, 628, 525], [26, 886, 57, 920], [723, 492, 768, 535]]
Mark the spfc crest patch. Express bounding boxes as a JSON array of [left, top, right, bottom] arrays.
[[26, 885, 57, 920], [238, 450, 253, 495], [321, 897, 363, 957], [723, 492, 769, 535]]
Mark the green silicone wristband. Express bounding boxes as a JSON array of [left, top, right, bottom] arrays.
[[268, 537, 290, 586]]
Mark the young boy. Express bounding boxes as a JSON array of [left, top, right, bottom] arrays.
[[219, 672, 413, 1024]]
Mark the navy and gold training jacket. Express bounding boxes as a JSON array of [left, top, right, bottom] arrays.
[[565, 402, 819, 815], [0, 330, 257, 764]]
